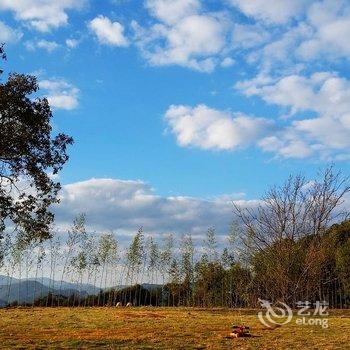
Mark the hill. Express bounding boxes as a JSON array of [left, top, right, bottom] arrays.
[[0, 275, 162, 306], [0, 276, 97, 305]]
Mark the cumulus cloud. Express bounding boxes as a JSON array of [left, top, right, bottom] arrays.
[[25, 39, 59, 53], [160, 70, 350, 159], [229, 0, 350, 72], [251, 23, 312, 72], [237, 72, 350, 117], [89, 15, 128, 47], [236, 72, 350, 159], [221, 57, 235, 68], [228, 0, 308, 24], [232, 24, 270, 49], [296, 0, 350, 60], [165, 104, 273, 150], [0, 21, 22, 42], [66, 38, 79, 49], [79, 0, 350, 75], [219, 1, 350, 159], [128, 0, 350, 74], [0, 0, 85, 32], [52, 177, 350, 244], [40, 78, 79, 110], [133, 0, 230, 72], [145, 0, 201, 25], [54, 178, 258, 238], [131, 0, 350, 74], [258, 134, 315, 159]]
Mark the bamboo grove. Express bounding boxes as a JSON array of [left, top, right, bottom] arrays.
[[0, 168, 350, 309]]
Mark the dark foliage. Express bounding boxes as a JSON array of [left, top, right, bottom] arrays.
[[0, 50, 73, 241]]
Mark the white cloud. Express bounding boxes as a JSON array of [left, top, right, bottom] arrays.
[[89, 15, 128, 47], [232, 24, 270, 49], [66, 38, 79, 49], [54, 178, 258, 236], [228, 0, 308, 24], [295, 116, 350, 151], [126, 0, 350, 160], [0, 0, 85, 32], [237, 72, 350, 117], [296, 0, 350, 60], [165, 104, 273, 150], [25, 39, 59, 53], [221, 1, 350, 159], [134, 0, 348, 74], [230, 0, 350, 72], [50, 177, 350, 243], [145, 0, 200, 25], [246, 23, 312, 73], [133, 1, 230, 72], [236, 71, 350, 159], [40, 78, 79, 110], [221, 57, 235, 68], [0, 21, 22, 42], [257, 132, 316, 159]]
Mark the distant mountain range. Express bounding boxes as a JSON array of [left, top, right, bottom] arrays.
[[0, 275, 98, 305], [0, 275, 161, 306], [0, 276, 97, 294]]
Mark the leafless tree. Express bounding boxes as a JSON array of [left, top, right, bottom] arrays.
[[233, 167, 350, 304]]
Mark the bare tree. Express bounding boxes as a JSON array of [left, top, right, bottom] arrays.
[[96, 233, 118, 305], [235, 168, 349, 250], [159, 233, 174, 306], [180, 234, 194, 306], [32, 243, 45, 306], [147, 236, 159, 305], [58, 214, 86, 306], [47, 236, 60, 307], [126, 228, 144, 304], [169, 258, 181, 306], [233, 167, 350, 304], [204, 228, 218, 262]]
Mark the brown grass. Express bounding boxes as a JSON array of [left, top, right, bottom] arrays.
[[0, 307, 349, 349]]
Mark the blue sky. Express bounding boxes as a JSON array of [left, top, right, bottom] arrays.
[[1, 0, 350, 237]]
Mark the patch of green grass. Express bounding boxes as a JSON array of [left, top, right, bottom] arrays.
[[0, 307, 349, 349]]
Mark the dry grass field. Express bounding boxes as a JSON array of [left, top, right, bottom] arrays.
[[0, 307, 349, 349]]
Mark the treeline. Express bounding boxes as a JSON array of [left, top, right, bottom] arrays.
[[0, 168, 350, 308]]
